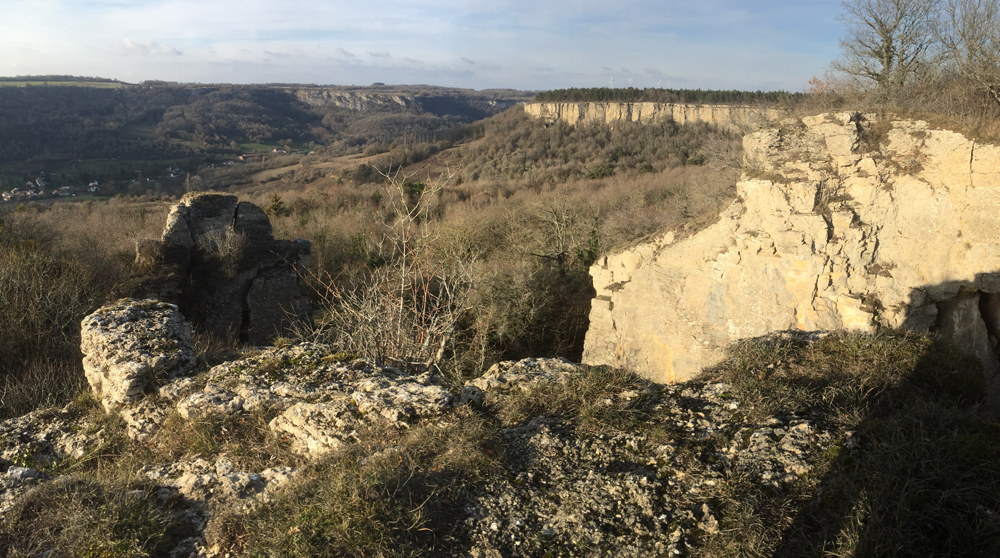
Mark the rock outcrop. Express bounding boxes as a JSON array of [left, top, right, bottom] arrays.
[[524, 101, 780, 131], [2, 300, 851, 556], [132, 192, 311, 345], [584, 112, 1000, 396], [81, 300, 197, 411]]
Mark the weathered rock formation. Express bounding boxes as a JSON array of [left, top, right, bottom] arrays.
[[3, 299, 849, 556], [132, 192, 311, 345], [524, 101, 780, 131], [584, 112, 1000, 397], [81, 300, 197, 411]]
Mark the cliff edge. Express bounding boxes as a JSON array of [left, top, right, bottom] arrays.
[[584, 112, 1000, 399]]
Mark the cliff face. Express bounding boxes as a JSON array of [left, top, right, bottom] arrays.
[[524, 102, 780, 130], [583, 112, 1000, 395], [293, 88, 522, 116], [291, 89, 416, 110]]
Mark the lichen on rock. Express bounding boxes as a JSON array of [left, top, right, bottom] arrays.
[[81, 299, 196, 412]]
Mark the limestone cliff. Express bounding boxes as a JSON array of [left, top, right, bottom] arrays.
[[583, 112, 1000, 394], [292, 89, 416, 111], [524, 101, 780, 130], [292, 88, 522, 115]]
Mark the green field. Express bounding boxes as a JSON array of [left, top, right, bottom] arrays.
[[240, 142, 285, 154], [0, 81, 126, 89]]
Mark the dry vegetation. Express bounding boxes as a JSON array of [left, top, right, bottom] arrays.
[[0, 200, 168, 419], [3, 331, 996, 557], [699, 331, 1000, 557], [241, 110, 741, 382], [0, 106, 741, 414]]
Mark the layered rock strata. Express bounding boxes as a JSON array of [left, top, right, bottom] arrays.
[[524, 101, 780, 131], [584, 112, 1000, 397], [132, 192, 311, 345]]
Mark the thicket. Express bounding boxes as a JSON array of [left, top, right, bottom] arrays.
[[451, 109, 741, 183], [253, 115, 739, 379], [0, 201, 167, 419]]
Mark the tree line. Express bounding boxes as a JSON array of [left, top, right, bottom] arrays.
[[534, 87, 804, 105]]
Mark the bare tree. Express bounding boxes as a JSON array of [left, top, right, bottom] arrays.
[[832, 0, 942, 91], [939, 0, 1000, 106]]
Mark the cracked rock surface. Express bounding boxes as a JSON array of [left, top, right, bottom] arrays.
[[81, 299, 197, 412], [4, 300, 853, 556], [462, 377, 847, 557]]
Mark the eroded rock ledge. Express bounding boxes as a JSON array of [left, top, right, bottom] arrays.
[[584, 112, 1000, 398], [0, 300, 850, 556]]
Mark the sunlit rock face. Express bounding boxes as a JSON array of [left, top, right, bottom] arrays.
[[584, 112, 1000, 397], [524, 101, 780, 131]]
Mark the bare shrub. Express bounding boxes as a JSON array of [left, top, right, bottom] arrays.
[[0, 200, 169, 415], [307, 169, 475, 374], [203, 227, 249, 278]]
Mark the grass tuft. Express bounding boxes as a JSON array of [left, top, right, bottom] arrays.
[[208, 410, 502, 557], [699, 330, 1000, 558]]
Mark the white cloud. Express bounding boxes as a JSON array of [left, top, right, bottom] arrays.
[[116, 38, 182, 56]]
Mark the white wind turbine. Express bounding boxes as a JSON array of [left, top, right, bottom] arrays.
[[627, 77, 634, 87], [608, 72, 615, 88]]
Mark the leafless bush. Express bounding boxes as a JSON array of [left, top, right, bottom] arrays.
[[204, 227, 248, 278], [728, 105, 780, 135], [307, 169, 475, 374]]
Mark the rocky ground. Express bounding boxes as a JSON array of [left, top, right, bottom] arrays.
[[0, 301, 851, 557]]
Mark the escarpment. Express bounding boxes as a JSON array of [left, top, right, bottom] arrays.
[[524, 101, 781, 131], [584, 112, 1000, 397]]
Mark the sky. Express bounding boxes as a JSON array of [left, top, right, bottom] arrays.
[[0, 0, 845, 92]]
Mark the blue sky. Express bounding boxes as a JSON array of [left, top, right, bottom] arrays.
[[1, 0, 845, 91]]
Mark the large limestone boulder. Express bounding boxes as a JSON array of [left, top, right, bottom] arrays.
[[131, 192, 312, 345], [81, 299, 197, 411], [583, 112, 1000, 396]]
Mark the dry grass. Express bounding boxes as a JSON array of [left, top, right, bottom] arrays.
[[698, 330, 1000, 558], [493, 364, 655, 434], [208, 410, 503, 557], [0, 478, 195, 558], [0, 200, 169, 419]]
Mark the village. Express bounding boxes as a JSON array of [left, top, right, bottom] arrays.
[[0, 174, 99, 203], [0, 149, 307, 204]]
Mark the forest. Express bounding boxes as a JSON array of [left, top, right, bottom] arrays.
[[533, 86, 805, 105]]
